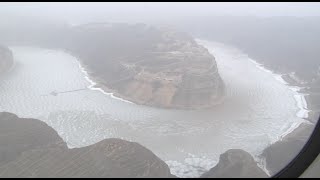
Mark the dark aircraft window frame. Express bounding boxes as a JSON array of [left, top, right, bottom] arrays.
[[272, 116, 320, 178]]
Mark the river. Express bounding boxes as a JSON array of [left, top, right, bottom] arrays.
[[0, 40, 307, 177]]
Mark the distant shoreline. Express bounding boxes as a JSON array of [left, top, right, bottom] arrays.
[[247, 57, 313, 140], [0, 47, 15, 74], [245, 49, 317, 176]]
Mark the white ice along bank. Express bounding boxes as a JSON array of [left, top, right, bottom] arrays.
[[77, 61, 134, 104]]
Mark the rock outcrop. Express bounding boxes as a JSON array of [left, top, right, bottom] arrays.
[[261, 122, 314, 175], [0, 112, 175, 178], [0, 45, 13, 73], [63, 23, 224, 109], [0, 112, 67, 166], [200, 149, 269, 178]]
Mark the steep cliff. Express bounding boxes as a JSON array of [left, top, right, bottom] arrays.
[[0, 45, 13, 73], [200, 149, 268, 178], [0, 112, 175, 178], [65, 23, 224, 109]]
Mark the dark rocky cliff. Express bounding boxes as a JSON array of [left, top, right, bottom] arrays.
[[261, 122, 314, 175], [200, 149, 269, 178], [0, 112, 272, 178], [0, 112, 175, 178]]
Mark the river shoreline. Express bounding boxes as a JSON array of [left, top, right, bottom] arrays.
[[77, 61, 135, 104], [197, 39, 313, 144], [243, 49, 318, 176], [247, 57, 313, 139], [250, 60, 311, 119], [225, 45, 318, 176]]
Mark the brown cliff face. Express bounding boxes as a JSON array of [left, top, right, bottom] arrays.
[[0, 45, 13, 73], [0, 112, 175, 178], [66, 23, 224, 109]]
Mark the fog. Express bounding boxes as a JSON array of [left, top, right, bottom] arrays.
[[0, 2, 319, 178], [1, 2, 320, 24]]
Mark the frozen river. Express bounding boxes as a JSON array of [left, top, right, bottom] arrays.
[[0, 40, 307, 177]]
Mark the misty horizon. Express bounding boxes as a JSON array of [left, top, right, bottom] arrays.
[[1, 2, 320, 25]]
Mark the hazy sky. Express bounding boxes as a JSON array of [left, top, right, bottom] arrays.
[[1, 2, 320, 24]]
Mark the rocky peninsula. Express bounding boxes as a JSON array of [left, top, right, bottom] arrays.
[[63, 23, 224, 109], [0, 20, 225, 109]]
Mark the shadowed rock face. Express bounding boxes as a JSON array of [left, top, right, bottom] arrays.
[[0, 112, 175, 178], [0, 112, 67, 166], [0, 46, 13, 73], [261, 122, 314, 176], [200, 149, 269, 178]]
